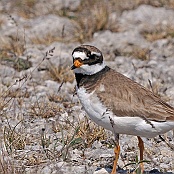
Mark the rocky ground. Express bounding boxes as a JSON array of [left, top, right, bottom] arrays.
[[0, 0, 174, 174]]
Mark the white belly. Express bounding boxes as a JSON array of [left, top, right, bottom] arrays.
[[77, 87, 174, 138]]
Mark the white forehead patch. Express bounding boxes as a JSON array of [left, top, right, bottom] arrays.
[[72, 51, 88, 60], [91, 51, 101, 57]]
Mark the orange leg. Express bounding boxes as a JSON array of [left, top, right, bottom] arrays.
[[111, 133, 120, 174], [109, 116, 120, 174], [137, 136, 144, 174], [111, 145, 120, 174]]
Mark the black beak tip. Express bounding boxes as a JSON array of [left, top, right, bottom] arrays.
[[71, 65, 76, 70]]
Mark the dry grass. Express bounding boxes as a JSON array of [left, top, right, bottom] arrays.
[[0, 46, 77, 173], [4, 0, 174, 45], [0, 43, 89, 172], [29, 22, 71, 46], [8, 0, 37, 19], [77, 117, 107, 148], [114, 47, 150, 60], [0, 18, 5, 29], [113, 0, 174, 10], [58, 0, 174, 43], [0, 13, 26, 58], [0, 17, 28, 70], [131, 47, 150, 60], [71, 0, 174, 42], [70, 0, 120, 43], [47, 60, 74, 83], [30, 32, 68, 45], [7, 0, 174, 21], [73, 0, 110, 42], [0, 152, 24, 174], [147, 0, 174, 9], [1, 34, 26, 59], [29, 101, 63, 118], [4, 121, 26, 154], [49, 114, 107, 160], [142, 25, 174, 42]]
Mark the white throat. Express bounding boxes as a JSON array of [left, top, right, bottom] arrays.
[[74, 62, 106, 75]]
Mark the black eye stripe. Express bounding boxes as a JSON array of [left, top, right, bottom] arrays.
[[83, 56, 102, 65], [89, 54, 95, 59]]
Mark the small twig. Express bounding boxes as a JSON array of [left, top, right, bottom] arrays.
[[159, 135, 174, 150], [0, 47, 55, 109], [57, 81, 64, 93]]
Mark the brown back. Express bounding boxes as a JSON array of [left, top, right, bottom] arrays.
[[93, 68, 174, 122]]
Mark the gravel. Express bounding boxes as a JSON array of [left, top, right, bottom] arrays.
[[0, 2, 173, 174]]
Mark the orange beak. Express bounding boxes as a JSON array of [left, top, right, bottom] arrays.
[[71, 59, 83, 69]]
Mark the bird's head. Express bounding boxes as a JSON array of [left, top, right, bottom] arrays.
[[71, 45, 105, 75]]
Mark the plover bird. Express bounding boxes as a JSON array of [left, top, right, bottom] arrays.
[[71, 45, 174, 174]]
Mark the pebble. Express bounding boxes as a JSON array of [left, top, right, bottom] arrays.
[[94, 168, 109, 174]]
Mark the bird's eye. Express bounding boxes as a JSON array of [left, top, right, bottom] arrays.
[[87, 53, 91, 57]]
